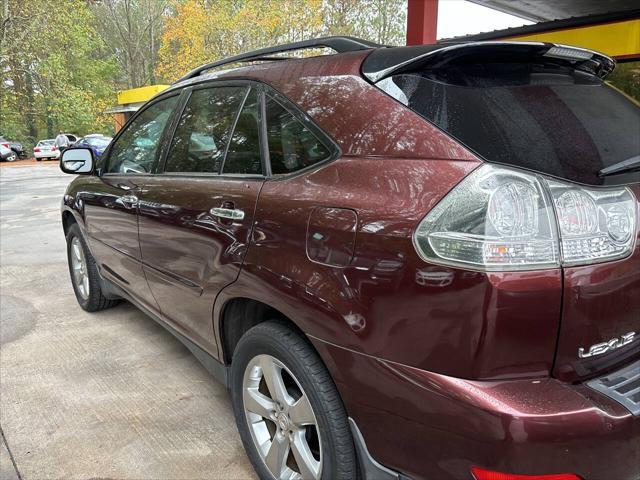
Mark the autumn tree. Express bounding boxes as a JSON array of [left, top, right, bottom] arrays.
[[155, 0, 325, 82]]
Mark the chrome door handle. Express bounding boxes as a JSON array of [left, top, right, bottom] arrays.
[[121, 193, 138, 205], [210, 207, 245, 221]]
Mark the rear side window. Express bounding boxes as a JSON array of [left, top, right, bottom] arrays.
[[265, 95, 331, 175], [165, 86, 247, 173], [377, 64, 640, 185], [223, 88, 262, 175]]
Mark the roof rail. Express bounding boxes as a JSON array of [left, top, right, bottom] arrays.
[[174, 36, 381, 84]]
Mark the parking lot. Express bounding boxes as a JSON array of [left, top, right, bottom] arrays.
[[0, 164, 255, 479]]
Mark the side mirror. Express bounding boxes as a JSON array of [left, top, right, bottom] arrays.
[[60, 147, 95, 175]]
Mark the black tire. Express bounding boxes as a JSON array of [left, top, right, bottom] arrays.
[[230, 321, 356, 480], [66, 223, 119, 312]]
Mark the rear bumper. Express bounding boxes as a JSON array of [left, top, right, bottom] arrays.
[[312, 339, 640, 480], [34, 151, 60, 159]]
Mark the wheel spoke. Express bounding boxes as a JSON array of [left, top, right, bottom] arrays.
[[289, 395, 315, 426], [244, 387, 276, 420], [70, 237, 90, 300], [73, 242, 82, 261], [290, 431, 321, 480], [264, 433, 289, 478], [260, 356, 290, 405]]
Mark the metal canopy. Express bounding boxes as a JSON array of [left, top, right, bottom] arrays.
[[467, 0, 640, 22]]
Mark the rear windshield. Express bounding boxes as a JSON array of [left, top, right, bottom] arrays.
[[38, 140, 54, 146], [85, 137, 111, 147], [377, 63, 640, 185]]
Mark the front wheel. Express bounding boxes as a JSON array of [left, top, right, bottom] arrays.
[[230, 321, 356, 480], [66, 223, 119, 312]]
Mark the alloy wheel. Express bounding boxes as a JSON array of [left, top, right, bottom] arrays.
[[70, 237, 89, 300], [243, 354, 322, 480]]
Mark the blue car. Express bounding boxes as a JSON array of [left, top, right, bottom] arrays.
[[74, 135, 112, 158]]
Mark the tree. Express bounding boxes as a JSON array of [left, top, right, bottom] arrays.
[[155, 0, 325, 83], [0, 0, 117, 146], [322, 0, 407, 45], [155, 0, 407, 83], [90, 0, 171, 89]]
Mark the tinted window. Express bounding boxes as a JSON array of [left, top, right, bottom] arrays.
[[165, 87, 246, 173], [223, 89, 262, 175], [378, 64, 640, 186], [265, 95, 331, 175], [106, 96, 178, 174]]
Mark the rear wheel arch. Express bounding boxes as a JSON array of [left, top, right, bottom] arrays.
[[219, 297, 310, 365]]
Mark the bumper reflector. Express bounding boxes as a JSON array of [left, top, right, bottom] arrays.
[[471, 467, 582, 480]]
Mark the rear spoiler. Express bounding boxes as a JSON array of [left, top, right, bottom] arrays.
[[362, 42, 616, 83]]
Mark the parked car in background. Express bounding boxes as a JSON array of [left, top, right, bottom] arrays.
[[34, 139, 60, 160], [74, 134, 112, 158], [64, 134, 79, 145], [59, 37, 640, 480], [0, 137, 26, 158], [0, 144, 17, 162]]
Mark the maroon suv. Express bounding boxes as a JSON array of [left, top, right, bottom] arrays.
[[60, 37, 639, 480]]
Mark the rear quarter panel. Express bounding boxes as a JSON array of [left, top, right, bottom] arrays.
[[216, 155, 564, 380], [216, 54, 563, 380]]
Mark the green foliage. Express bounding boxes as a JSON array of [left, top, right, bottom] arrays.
[[608, 61, 640, 102], [90, 0, 170, 88], [0, 0, 117, 150]]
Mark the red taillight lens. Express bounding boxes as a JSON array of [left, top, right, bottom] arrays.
[[471, 467, 582, 480], [51, 146, 57, 151], [1, 142, 9, 148], [34, 147, 40, 152]]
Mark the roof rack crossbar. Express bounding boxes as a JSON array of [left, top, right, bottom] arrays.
[[174, 36, 380, 84]]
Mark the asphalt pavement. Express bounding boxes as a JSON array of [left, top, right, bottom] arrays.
[[0, 164, 255, 479]]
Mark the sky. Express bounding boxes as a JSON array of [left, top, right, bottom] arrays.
[[436, 0, 534, 40]]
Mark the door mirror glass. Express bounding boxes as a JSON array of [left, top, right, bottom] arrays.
[[60, 148, 94, 174]]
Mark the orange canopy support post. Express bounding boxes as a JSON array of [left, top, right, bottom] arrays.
[[406, 0, 439, 45]]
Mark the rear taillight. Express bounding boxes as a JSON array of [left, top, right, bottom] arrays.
[[34, 147, 40, 152], [547, 179, 636, 265], [471, 466, 582, 480], [1, 142, 9, 149], [414, 164, 636, 271]]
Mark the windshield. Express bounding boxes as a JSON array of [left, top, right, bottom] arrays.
[[39, 140, 54, 146], [377, 63, 640, 186]]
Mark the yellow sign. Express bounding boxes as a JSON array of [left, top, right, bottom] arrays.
[[117, 85, 170, 106]]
